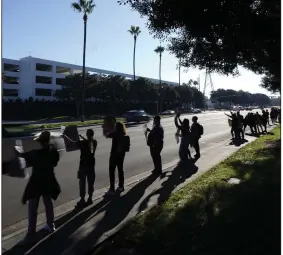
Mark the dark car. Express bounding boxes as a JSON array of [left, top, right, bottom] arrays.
[[123, 110, 151, 123]]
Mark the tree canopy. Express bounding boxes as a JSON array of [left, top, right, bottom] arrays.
[[210, 89, 271, 106], [54, 73, 204, 109], [119, 0, 280, 92]]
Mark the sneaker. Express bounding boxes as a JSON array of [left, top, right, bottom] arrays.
[[117, 186, 125, 192], [43, 224, 56, 233], [76, 199, 86, 208], [86, 196, 93, 205], [105, 189, 115, 196]]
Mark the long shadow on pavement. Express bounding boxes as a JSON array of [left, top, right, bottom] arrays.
[[22, 173, 159, 255], [138, 160, 198, 213]]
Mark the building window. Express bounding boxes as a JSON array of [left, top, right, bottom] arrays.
[[3, 89, 18, 97], [4, 63, 19, 72], [36, 76, 52, 84], [56, 66, 70, 74], [35, 88, 53, 97], [36, 63, 53, 72], [3, 76, 19, 84], [56, 78, 65, 86]]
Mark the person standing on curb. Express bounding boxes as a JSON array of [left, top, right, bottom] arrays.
[[17, 131, 61, 245], [105, 122, 130, 195], [146, 115, 164, 175], [191, 116, 203, 159], [174, 113, 192, 161], [64, 129, 97, 207]]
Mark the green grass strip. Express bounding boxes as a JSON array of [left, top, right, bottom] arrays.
[[94, 125, 281, 255]]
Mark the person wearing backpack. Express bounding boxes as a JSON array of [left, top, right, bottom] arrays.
[[191, 116, 203, 159], [105, 122, 130, 195]]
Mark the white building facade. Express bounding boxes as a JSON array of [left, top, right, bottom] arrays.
[[2, 57, 178, 101]]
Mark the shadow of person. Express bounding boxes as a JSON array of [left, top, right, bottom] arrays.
[[2, 229, 49, 255], [3, 198, 110, 255], [25, 174, 159, 255], [138, 160, 198, 213], [229, 138, 248, 147]]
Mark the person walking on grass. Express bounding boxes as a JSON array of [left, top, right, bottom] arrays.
[[105, 122, 130, 195], [190, 116, 203, 159], [64, 129, 97, 207], [174, 113, 192, 161], [146, 115, 164, 175], [18, 131, 61, 245]]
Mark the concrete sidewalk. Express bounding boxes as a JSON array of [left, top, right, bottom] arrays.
[[2, 135, 258, 255]]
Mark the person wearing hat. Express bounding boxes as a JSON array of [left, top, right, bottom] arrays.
[[18, 131, 61, 244]]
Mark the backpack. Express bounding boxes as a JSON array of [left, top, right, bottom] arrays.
[[198, 124, 204, 136], [119, 135, 130, 152]]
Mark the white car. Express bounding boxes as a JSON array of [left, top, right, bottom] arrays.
[[161, 110, 175, 115], [192, 108, 202, 113]]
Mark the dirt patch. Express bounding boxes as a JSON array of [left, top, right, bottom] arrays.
[[265, 139, 281, 149]]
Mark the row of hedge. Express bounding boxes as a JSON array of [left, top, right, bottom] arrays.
[[2, 99, 200, 120]]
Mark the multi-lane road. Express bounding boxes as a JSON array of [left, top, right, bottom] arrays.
[[2, 111, 249, 229]]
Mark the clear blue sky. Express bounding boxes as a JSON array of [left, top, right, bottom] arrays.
[[3, 0, 274, 96]]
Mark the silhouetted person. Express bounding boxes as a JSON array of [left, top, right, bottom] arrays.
[[191, 116, 203, 158], [225, 112, 239, 139], [262, 110, 268, 132], [105, 122, 129, 195], [17, 131, 60, 245], [64, 129, 97, 207], [236, 111, 245, 139], [270, 108, 277, 124], [174, 113, 192, 161], [255, 112, 264, 133], [147, 115, 164, 175]]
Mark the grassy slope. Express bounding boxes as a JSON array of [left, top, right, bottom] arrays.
[[94, 126, 281, 255]]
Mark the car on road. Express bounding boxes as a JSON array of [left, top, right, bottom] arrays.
[[122, 110, 151, 123], [192, 108, 202, 113], [161, 110, 175, 115]]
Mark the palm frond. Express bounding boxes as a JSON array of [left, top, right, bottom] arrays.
[[85, 0, 96, 14], [79, 0, 87, 9], [71, 2, 82, 12], [154, 46, 165, 53]]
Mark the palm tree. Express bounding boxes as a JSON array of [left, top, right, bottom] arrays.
[[128, 26, 141, 81], [154, 45, 165, 113], [71, 0, 95, 121]]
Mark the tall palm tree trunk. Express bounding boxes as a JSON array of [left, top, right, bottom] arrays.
[[159, 53, 162, 113], [81, 14, 87, 121], [133, 37, 136, 81]]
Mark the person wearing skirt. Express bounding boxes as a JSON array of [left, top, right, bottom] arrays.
[[18, 131, 61, 244]]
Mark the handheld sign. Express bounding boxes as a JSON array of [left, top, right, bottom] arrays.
[[62, 125, 80, 152]]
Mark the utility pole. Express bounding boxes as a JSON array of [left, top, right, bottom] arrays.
[[203, 68, 214, 97]]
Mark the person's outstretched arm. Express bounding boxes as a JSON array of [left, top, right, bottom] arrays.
[[225, 113, 232, 118], [174, 116, 182, 129]]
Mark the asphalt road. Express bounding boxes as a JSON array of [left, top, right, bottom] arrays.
[[2, 111, 247, 228]]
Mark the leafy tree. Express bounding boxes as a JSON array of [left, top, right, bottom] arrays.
[[210, 89, 271, 106], [118, 0, 280, 92], [128, 26, 142, 81], [71, 0, 96, 121], [54, 73, 94, 117]]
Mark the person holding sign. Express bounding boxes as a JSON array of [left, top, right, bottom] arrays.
[[105, 122, 130, 195], [18, 131, 61, 245], [174, 113, 192, 161], [64, 129, 97, 207]]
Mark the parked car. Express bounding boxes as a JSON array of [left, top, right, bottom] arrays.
[[192, 108, 202, 113], [161, 110, 175, 115], [122, 110, 151, 123]]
